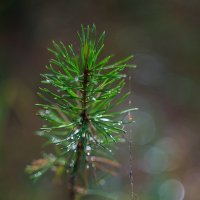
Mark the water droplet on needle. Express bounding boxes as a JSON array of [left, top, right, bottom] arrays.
[[128, 111, 133, 122]]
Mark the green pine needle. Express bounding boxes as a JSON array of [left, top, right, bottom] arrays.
[[26, 24, 136, 198]]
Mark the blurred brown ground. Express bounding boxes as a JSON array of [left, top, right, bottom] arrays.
[[0, 0, 200, 199]]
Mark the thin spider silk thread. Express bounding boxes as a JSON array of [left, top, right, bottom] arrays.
[[127, 72, 134, 200]]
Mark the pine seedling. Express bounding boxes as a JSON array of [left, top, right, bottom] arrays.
[[26, 25, 136, 200]]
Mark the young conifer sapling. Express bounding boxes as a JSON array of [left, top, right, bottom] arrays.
[[26, 25, 136, 200]]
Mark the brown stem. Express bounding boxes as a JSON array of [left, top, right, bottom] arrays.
[[69, 140, 84, 200], [69, 52, 89, 200]]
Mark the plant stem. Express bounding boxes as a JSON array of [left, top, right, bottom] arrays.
[[69, 54, 89, 200], [69, 139, 84, 200]]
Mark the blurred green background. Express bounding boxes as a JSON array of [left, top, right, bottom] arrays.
[[0, 0, 200, 199]]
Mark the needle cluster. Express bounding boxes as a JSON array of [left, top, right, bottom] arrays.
[[26, 25, 136, 199]]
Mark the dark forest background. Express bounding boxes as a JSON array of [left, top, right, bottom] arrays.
[[0, 0, 200, 199]]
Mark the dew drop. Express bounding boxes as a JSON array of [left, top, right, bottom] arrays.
[[45, 110, 50, 114], [75, 76, 79, 82], [128, 111, 133, 121], [39, 111, 45, 117], [101, 118, 109, 122], [86, 146, 91, 151], [72, 144, 76, 150], [118, 121, 122, 125], [93, 135, 97, 140], [74, 129, 79, 134], [89, 137, 94, 141], [69, 162, 74, 167], [91, 156, 95, 162]]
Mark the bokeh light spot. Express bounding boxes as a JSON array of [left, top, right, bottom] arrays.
[[159, 179, 185, 200]]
